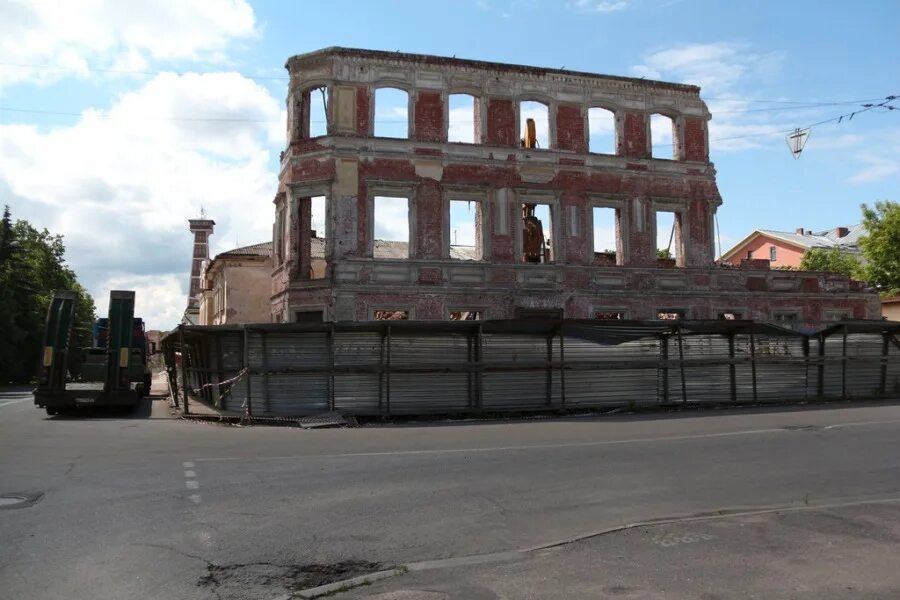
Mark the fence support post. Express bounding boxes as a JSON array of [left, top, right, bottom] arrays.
[[243, 326, 252, 418], [559, 320, 566, 407], [178, 325, 190, 415], [661, 335, 669, 403], [328, 324, 336, 411], [749, 327, 758, 403], [817, 333, 826, 398], [545, 330, 553, 406], [841, 324, 848, 400], [881, 332, 890, 396], [677, 326, 687, 403], [475, 323, 483, 411], [378, 327, 385, 412], [728, 332, 737, 403], [260, 330, 270, 413], [385, 324, 392, 415], [802, 335, 810, 401]]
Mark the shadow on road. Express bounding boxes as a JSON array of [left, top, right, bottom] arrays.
[[43, 395, 174, 421]]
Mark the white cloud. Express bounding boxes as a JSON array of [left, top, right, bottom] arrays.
[[575, 0, 630, 12], [0, 71, 280, 330], [0, 0, 257, 90], [373, 197, 410, 242], [845, 153, 900, 184], [631, 42, 793, 153], [98, 274, 186, 331]]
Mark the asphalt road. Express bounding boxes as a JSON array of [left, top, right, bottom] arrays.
[[2, 385, 900, 600]]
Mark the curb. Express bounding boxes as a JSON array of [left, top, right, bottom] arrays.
[[269, 494, 900, 599], [275, 567, 407, 600]]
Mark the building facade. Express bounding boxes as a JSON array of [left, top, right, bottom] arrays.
[[198, 242, 274, 325], [272, 47, 879, 324], [721, 225, 865, 269]]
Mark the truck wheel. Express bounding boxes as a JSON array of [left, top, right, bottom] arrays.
[[45, 407, 59, 416]]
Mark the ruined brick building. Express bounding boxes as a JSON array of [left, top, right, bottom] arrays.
[[271, 47, 879, 324]]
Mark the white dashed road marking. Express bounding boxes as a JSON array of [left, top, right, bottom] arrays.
[[182, 461, 201, 504]]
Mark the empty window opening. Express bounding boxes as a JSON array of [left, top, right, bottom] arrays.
[[374, 87, 409, 138], [769, 246, 777, 261], [374, 310, 409, 321], [657, 309, 685, 320], [308, 87, 328, 137], [448, 94, 480, 143], [656, 210, 682, 264], [449, 199, 482, 260], [373, 196, 410, 258], [595, 311, 625, 320], [519, 101, 549, 149], [521, 203, 553, 263], [310, 196, 326, 279], [289, 87, 329, 142], [449, 310, 482, 320], [588, 107, 616, 154], [824, 310, 852, 321], [592, 206, 619, 265], [650, 113, 676, 159], [718, 312, 742, 320], [295, 310, 323, 323], [773, 311, 801, 324]]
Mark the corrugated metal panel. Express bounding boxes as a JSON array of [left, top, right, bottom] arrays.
[[170, 321, 900, 418]]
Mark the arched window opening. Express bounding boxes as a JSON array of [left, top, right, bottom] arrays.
[[588, 107, 615, 154], [519, 100, 549, 149], [448, 93, 480, 143], [374, 87, 409, 138], [650, 113, 676, 159]]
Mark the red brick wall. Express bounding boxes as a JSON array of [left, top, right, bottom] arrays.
[[683, 117, 706, 162], [486, 99, 516, 146], [413, 91, 444, 143], [555, 104, 586, 153], [622, 112, 649, 158]]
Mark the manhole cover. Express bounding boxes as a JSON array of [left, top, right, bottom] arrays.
[[0, 492, 43, 509]]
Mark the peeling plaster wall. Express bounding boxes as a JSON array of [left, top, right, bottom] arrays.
[[270, 48, 879, 323]]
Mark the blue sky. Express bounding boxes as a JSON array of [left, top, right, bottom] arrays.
[[1, 0, 898, 328]]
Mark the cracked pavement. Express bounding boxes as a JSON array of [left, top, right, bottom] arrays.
[[3, 385, 900, 599]]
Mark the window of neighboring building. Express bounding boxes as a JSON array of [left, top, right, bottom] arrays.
[[374, 87, 409, 138], [521, 202, 554, 263], [448, 93, 480, 143], [295, 310, 324, 323], [592, 206, 619, 265], [595, 311, 625, 320], [373, 196, 410, 258], [823, 310, 852, 321], [773, 311, 801, 324], [746, 250, 753, 260], [519, 100, 549, 149], [657, 309, 685, 320], [448, 199, 482, 260], [588, 107, 615, 154], [718, 311, 742, 320], [373, 310, 409, 320], [650, 113, 676, 159], [769, 246, 777, 261], [449, 310, 482, 320]]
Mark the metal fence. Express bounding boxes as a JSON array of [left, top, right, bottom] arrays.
[[162, 319, 900, 418]]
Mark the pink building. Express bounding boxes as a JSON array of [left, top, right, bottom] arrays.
[[721, 225, 864, 269]]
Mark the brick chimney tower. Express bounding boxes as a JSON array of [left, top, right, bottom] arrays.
[[187, 215, 215, 309]]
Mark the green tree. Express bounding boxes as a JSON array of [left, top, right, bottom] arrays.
[[0, 207, 96, 383], [858, 200, 900, 296], [799, 247, 860, 277]]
